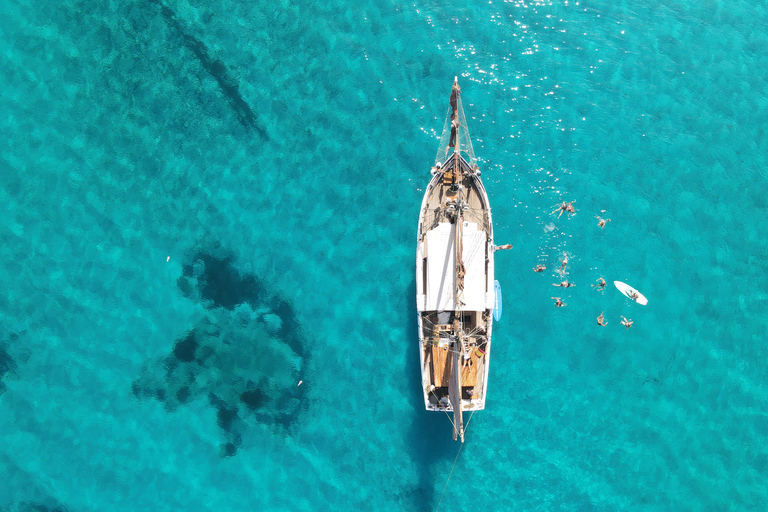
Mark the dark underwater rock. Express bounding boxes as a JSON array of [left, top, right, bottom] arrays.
[[133, 297, 305, 457], [132, 249, 308, 456], [0, 338, 18, 395], [190, 253, 263, 310], [150, 0, 268, 138], [172, 331, 198, 362]]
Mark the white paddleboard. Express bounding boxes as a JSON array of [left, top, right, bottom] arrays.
[[493, 280, 502, 321], [614, 281, 648, 305]]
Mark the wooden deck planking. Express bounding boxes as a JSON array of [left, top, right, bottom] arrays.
[[422, 174, 487, 237], [431, 344, 480, 388]]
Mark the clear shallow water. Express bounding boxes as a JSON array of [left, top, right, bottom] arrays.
[[1, 0, 767, 510]]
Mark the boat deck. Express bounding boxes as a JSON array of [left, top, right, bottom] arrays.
[[419, 156, 488, 239], [422, 316, 489, 406], [416, 79, 496, 437], [417, 154, 493, 414], [430, 343, 480, 388]]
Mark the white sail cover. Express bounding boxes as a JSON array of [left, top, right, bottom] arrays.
[[425, 222, 487, 311]]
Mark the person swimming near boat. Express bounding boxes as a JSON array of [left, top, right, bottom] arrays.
[[553, 200, 576, 218], [595, 215, 611, 228], [597, 312, 608, 326], [533, 264, 546, 273], [592, 277, 606, 290], [621, 316, 633, 329], [495, 244, 513, 251], [552, 297, 566, 307], [553, 279, 574, 287]]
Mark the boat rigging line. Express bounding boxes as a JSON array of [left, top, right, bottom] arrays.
[[434, 410, 476, 512]]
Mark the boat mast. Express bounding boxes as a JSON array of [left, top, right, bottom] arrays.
[[450, 335, 464, 442], [450, 77, 465, 443]]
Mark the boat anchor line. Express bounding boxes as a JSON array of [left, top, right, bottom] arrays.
[[434, 410, 476, 512]]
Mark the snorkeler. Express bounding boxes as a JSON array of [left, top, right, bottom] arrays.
[[595, 215, 611, 228], [553, 200, 576, 219]]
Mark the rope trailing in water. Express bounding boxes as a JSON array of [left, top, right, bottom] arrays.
[[434, 410, 475, 512], [435, 441, 463, 512], [465, 409, 476, 430]]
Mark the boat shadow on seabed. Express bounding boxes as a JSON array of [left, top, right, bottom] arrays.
[[402, 278, 464, 512]]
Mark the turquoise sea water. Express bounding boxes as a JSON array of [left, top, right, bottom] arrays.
[[1, 0, 767, 510]]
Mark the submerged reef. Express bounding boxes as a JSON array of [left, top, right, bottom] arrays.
[[149, 0, 268, 139], [177, 252, 304, 359], [0, 333, 20, 395], [133, 252, 306, 456]]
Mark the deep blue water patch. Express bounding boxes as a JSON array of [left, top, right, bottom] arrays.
[[133, 250, 306, 456]]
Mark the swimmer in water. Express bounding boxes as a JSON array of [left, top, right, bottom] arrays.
[[533, 264, 546, 273], [597, 312, 608, 326], [553, 279, 575, 288], [621, 316, 633, 329], [553, 200, 576, 219], [592, 277, 606, 290], [595, 215, 611, 228], [552, 297, 566, 307]]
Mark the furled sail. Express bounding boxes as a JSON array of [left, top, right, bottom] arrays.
[[434, 78, 476, 168], [449, 339, 464, 442]]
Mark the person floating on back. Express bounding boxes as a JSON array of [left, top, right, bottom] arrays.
[[554, 200, 576, 219], [595, 215, 611, 228], [533, 264, 546, 273], [621, 316, 633, 329], [597, 312, 608, 326]]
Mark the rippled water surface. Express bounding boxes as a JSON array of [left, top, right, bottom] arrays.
[[1, 0, 767, 510]]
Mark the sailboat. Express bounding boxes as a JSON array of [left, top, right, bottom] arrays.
[[416, 78, 495, 442]]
